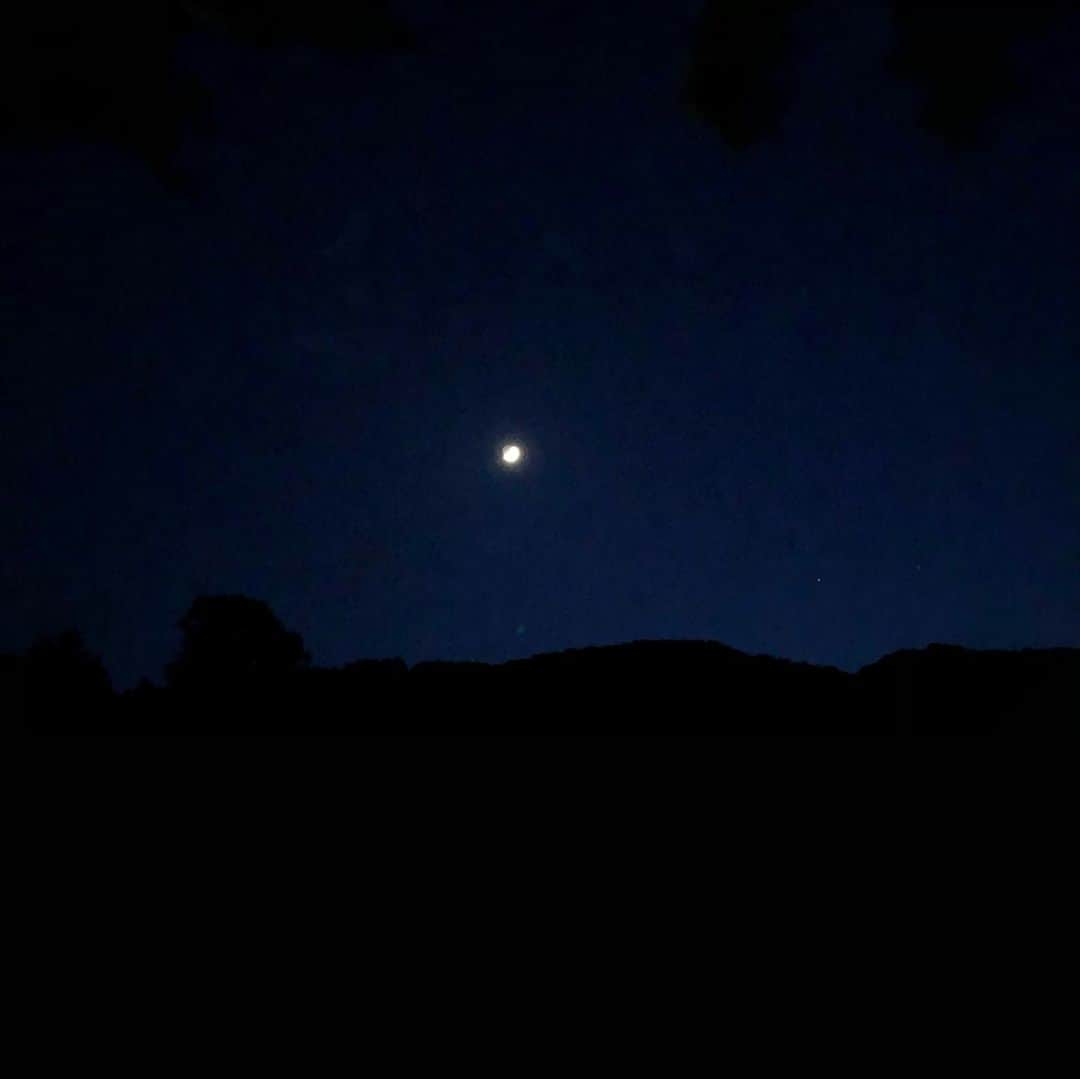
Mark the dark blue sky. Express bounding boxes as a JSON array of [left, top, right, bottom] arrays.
[[4, 1, 1078, 688]]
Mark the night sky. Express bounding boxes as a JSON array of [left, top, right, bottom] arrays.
[[4, 1, 1078, 690]]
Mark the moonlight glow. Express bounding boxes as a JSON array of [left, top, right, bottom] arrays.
[[501, 444, 523, 466]]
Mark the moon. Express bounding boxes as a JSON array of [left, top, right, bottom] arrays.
[[501, 443, 523, 466]]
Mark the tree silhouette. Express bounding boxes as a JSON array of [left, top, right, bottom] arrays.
[[23, 630, 113, 722], [682, 0, 806, 149], [682, 0, 1076, 151], [886, 1, 1072, 149], [172, 0, 414, 54], [8, 1, 1073, 180], [1, 2, 415, 188], [165, 594, 310, 690]]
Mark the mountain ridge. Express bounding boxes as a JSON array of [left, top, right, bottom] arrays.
[[10, 638, 1076, 735]]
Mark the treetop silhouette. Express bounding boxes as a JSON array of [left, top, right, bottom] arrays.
[[166, 594, 310, 690]]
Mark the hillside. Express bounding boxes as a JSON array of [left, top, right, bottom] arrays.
[[11, 640, 1076, 736]]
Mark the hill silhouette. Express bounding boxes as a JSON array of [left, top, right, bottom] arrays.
[[9, 596, 1075, 735]]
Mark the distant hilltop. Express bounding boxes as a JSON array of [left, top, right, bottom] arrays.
[[10, 637, 1076, 735]]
